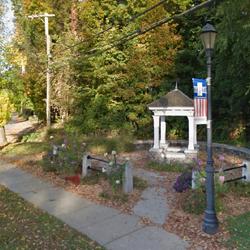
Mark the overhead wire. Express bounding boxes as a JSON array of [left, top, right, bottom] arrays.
[[74, 0, 216, 59], [53, 0, 168, 56], [45, 0, 216, 72]]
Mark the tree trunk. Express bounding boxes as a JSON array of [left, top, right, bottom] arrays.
[[0, 126, 7, 145]]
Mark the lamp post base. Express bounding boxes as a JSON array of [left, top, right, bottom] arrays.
[[202, 210, 219, 235]]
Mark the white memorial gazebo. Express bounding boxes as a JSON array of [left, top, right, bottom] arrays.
[[148, 86, 207, 157]]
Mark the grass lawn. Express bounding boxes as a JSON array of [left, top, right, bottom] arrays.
[[226, 211, 250, 250], [0, 185, 104, 250]]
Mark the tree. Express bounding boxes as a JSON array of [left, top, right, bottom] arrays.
[[213, 0, 250, 143], [0, 90, 13, 145]]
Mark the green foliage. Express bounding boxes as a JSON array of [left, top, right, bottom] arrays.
[[225, 181, 250, 197], [182, 188, 206, 215], [147, 161, 188, 173], [0, 89, 13, 126], [1, 141, 49, 158], [182, 187, 224, 215], [133, 176, 148, 190], [7, 0, 250, 143], [226, 211, 250, 250], [99, 190, 129, 203], [41, 138, 86, 175], [85, 136, 135, 154], [213, 0, 250, 142]]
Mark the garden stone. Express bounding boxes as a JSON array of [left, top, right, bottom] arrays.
[[243, 161, 250, 182], [123, 161, 133, 193], [82, 153, 91, 177]]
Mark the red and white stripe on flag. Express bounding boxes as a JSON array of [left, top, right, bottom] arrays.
[[194, 98, 207, 117]]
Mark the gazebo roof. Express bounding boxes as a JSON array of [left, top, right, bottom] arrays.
[[148, 88, 193, 108]]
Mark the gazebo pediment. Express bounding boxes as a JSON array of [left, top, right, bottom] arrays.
[[148, 87, 199, 155], [148, 89, 194, 109]]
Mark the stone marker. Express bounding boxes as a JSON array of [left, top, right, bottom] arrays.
[[192, 170, 198, 189], [82, 153, 91, 177], [123, 160, 133, 193], [243, 161, 250, 182]]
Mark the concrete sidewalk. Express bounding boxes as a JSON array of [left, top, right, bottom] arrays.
[[0, 159, 188, 250]]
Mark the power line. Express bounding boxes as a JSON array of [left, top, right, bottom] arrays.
[[53, 0, 168, 56], [81, 0, 216, 57], [50, 0, 215, 69]]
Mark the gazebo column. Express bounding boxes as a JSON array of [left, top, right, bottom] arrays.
[[153, 115, 160, 149], [160, 116, 166, 146], [194, 123, 198, 146], [187, 116, 195, 151]]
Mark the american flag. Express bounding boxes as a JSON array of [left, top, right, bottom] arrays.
[[192, 78, 207, 118]]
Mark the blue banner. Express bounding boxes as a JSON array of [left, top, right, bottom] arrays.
[[192, 78, 207, 98]]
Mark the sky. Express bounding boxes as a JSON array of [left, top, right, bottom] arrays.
[[2, 0, 15, 43]]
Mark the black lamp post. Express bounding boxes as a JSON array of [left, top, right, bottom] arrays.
[[200, 22, 219, 234]]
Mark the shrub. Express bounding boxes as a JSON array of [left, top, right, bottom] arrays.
[[41, 137, 86, 175], [173, 172, 192, 192], [182, 189, 206, 215]]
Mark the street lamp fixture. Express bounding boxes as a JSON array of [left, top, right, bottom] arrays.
[[200, 21, 219, 235]]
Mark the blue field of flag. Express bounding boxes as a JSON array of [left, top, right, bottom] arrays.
[[192, 78, 207, 98]]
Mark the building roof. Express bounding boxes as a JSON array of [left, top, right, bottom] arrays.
[[148, 88, 193, 108]]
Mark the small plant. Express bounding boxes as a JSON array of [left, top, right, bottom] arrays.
[[182, 189, 206, 215], [180, 156, 227, 214], [42, 136, 86, 175], [133, 176, 148, 190], [226, 182, 250, 197], [104, 151, 125, 191], [173, 171, 192, 192], [99, 190, 128, 203]]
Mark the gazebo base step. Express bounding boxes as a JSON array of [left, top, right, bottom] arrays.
[[165, 147, 183, 153], [149, 147, 198, 163], [165, 152, 186, 159]]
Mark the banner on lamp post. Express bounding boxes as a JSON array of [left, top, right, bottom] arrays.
[[192, 78, 207, 118]]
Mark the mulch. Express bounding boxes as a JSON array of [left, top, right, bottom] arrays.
[[1, 149, 250, 250]]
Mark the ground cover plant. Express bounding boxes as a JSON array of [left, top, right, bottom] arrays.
[[0, 185, 104, 250], [146, 161, 190, 173], [226, 211, 250, 250]]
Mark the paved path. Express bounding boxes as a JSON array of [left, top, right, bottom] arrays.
[[5, 113, 37, 143], [0, 159, 188, 250], [132, 168, 169, 225]]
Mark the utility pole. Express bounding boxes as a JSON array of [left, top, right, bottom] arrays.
[[28, 13, 55, 127]]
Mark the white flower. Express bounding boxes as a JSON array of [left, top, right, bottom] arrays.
[[82, 142, 86, 146], [104, 152, 108, 157], [61, 144, 66, 148], [161, 153, 165, 158], [111, 150, 117, 155], [115, 180, 120, 184], [49, 135, 54, 139], [219, 175, 225, 184], [201, 177, 206, 183], [125, 157, 130, 161], [109, 161, 114, 166], [102, 168, 106, 173]]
